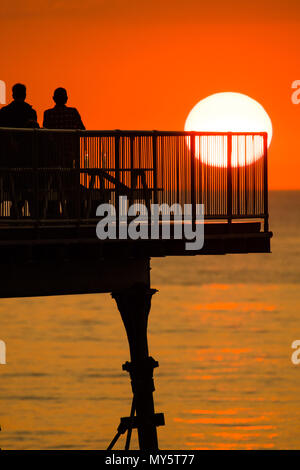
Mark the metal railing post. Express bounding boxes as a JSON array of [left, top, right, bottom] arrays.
[[190, 133, 196, 230], [76, 130, 81, 225], [115, 131, 120, 238], [130, 135, 134, 191], [33, 129, 39, 226], [152, 132, 158, 205], [263, 132, 269, 232], [227, 133, 233, 224]]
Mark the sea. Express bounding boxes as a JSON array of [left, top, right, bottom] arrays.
[[0, 190, 300, 449]]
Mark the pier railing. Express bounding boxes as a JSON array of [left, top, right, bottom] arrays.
[[0, 129, 269, 231]]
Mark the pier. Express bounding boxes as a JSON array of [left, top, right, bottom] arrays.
[[0, 128, 272, 449]]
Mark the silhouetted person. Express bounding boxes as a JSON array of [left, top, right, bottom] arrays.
[[0, 84, 38, 217], [43, 88, 85, 130], [0, 83, 39, 128], [43, 88, 85, 218]]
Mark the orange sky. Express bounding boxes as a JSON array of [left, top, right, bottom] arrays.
[[1, 0, 300, 189]]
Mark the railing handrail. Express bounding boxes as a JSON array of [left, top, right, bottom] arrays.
[[0, 127, 268, 137]]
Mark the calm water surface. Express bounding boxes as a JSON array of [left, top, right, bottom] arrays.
[[0, 191, 300, 449]]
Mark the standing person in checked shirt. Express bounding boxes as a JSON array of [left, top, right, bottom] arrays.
[[43, 88, 85, 218]]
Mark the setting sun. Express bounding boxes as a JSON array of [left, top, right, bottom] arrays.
[[184, 92, 273, 167]]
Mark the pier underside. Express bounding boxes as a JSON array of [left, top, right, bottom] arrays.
[[0, 221, 271, 298]]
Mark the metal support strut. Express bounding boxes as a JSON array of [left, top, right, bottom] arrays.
[[109, 283, 165, 450]]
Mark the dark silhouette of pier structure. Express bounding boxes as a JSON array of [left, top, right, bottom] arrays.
[[0, 128, 271, 450]]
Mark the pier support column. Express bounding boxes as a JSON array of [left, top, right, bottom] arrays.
[[112, 282, 163, 450]]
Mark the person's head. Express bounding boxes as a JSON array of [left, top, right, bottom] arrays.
[[12, 83, 26, 102], [53, 87, 68, 106]]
